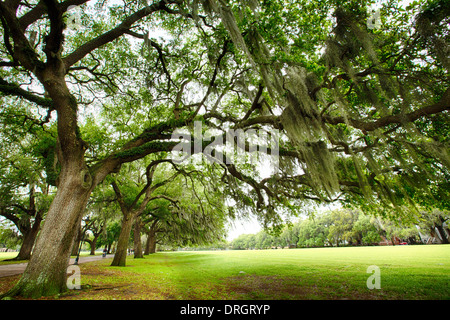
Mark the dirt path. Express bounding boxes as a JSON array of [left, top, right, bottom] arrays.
[[0, 255, 114, 278]]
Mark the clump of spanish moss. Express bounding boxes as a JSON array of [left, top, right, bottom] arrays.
[[415, 0, 450, 71], [208, 1, 449, 211]]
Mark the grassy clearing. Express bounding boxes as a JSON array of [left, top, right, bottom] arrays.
[[0, 245, 449, 300]]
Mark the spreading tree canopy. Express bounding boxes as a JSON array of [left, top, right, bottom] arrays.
[[0, 0, 448, 298]]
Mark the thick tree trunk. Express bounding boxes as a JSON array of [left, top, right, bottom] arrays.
[[144, 231, 151, 255], [7, 186, 44, 261], [111, 213, 135, 267], [133, 219, 144, 259], [0, 58, 108, 298], [145, 222, 158, 254], [149, 237, 157, 254], [5, 172, 92, 298], [86, 238, 97, 255], [71, 223, 82, 256], [14, 231, 36, 261], [144, 228, 157, 255], [90, 237, 98, 255], [13, 213, 43, 261], [14, 227, 38, 261], [149, 231, 157, 254]]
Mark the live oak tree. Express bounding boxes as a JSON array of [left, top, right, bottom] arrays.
[[0, 0, 232, 297], [218, 0, 449, 212], [0, 183, 47, 260], [199, 0, 449, 227], [96, 220, 122, 254], [417, 209, 450, 244], [0, 111, 53, 260], [229, 208, 449, 249], [139, 162, 229, 253], [83, 216, 104, 255], [62, 177, 118, 256], [0, 0, 448, 298], [110, 157, 228, 266], [109, 159, 182, 266]]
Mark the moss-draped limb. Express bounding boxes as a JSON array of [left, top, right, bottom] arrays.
[[113, 141, 178, 161], [0, 77, 54, 108]]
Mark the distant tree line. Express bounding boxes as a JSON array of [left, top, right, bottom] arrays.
[[229, 208, 450, 250]]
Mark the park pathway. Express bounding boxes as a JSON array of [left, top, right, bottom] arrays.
[[0, 254, 114, 278]]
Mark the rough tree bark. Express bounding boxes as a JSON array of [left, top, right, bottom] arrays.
[[144, 220, 158, 255], [111, 212, 134, 267], [7, 170, 93, 297], [147, 220, 159, 254], [144, 231, 151, 255], [133, 219, 144, 259], [148, 231, 157, 254], [71, 223, 82, 257], [0, 0, 186, 297], [4, 35, 96, 296], [86, 226, 103, 255], [14, 214, 42, 261], [87, 239, 97, 256]]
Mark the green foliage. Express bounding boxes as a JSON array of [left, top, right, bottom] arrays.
[[230, 207, 449, 249], [33, 131, 59, 187], [0, 101, 54, 249], [96, 221, 122, 249], [0, 221, 21, 250], [297, 218, 328, 248], [151, 166, 229, 248], [1, 0, 449, 261]]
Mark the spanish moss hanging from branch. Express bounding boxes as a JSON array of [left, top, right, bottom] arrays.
[[211, 0, 449, 213]]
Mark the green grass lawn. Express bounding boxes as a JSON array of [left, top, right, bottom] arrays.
[[0, 252, 30, 265], [1, 245, 449, 300], [0, 251, 101, 265]]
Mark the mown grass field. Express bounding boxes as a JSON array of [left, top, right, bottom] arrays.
[[1, 245, 449, 300]]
